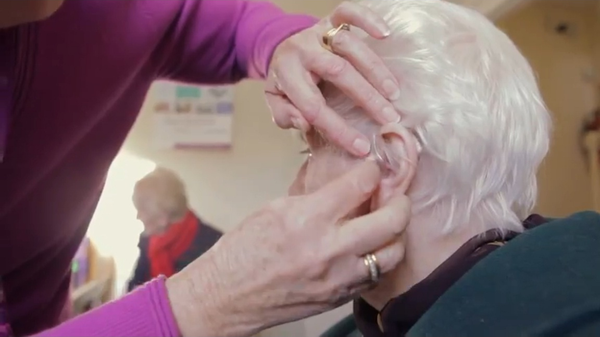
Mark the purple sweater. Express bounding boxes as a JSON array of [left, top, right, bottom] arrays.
[[0, 0, 316, 335]]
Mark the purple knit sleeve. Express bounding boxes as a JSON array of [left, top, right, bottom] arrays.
[[34, 277, 180, 337], [157, 0, 318, 84]]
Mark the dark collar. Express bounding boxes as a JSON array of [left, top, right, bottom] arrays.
[[353, 214, 547, 337]]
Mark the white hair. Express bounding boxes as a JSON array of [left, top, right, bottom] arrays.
[[134, 167, 189, 221], [323, 0, 551, 234]]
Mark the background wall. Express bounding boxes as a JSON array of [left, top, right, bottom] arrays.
[[594, 1, 600, 87], [496, 0, 600, 217], [87, 0, 600, 336]]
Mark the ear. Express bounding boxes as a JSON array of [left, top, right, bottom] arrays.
[[373, 123, 419, 205]]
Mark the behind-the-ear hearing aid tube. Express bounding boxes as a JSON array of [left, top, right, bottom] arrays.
[[369, 131, 420, 171], [369, 133, 393, 171]]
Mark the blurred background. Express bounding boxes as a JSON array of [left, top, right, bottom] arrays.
[[72, 0, 600, 336]]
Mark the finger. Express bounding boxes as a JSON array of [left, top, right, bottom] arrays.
[[357, 240, 404, 277], [264, 71, 282, 95], [338, 194, 411, 255], [265, 93, 310, 131], [329, 30, 401, 111], [330, 2, 390, 38], [309, 50, 399, 124], [276, 61, 370, 156], [307, 160, 382, 220]]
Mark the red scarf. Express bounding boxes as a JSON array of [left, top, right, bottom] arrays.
[[148, 210, 198, 278]]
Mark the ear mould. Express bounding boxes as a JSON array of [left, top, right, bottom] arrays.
[[369, 131, 421, 172]]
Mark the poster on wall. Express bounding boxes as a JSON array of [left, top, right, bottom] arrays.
[[151, 80, 234, 149]]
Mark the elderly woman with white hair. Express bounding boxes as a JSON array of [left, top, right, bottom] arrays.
[[127, 168, 222, 292], [289, 0, 553, 335]]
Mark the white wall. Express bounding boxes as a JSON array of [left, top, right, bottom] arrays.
[[86, 153, 155, 295], [450, 0, 533, 19], [496, 0, 600, 216]]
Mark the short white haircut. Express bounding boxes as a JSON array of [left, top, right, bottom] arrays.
[[323, 0, 551, 234], [134, 167, 189, 221]]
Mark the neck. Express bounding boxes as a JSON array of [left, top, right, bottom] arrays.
[[361, 211, 483, 310]]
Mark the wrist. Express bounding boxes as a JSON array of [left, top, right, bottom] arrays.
[[166, 270, 223, 337], [165, 256, 263, 337], [257, 14, 318, 78]]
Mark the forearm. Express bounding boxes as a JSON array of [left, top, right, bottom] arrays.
[[166, 260, 262, 337], [35, 261, 257, 337], [160, 0, 317, 84], [34, 278, 180, 337], [233, 1, 317, 79]]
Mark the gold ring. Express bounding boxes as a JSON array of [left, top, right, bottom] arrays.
[[322, 23, 351, 53], [363, 253, 380, 283]]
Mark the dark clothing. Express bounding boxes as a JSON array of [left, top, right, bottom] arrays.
[[354, 214, 548, 337], [407, 211, 600, 337], [127, 218, 222, 291]]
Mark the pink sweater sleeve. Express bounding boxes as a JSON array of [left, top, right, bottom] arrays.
[[34, 277, 180, 337], [156, 0, 318, 83], [31, 3, 318, 336]]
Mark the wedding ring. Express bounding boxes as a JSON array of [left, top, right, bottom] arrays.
[[363, 253, 380, 283], [322, 23, 351, 53]]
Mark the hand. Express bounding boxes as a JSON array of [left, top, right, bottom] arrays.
[[265, 2, 401, 157], [167, 161, 410, 337]]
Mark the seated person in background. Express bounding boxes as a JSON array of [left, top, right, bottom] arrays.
[[288, 0, 551, 335], [127, 167, 222, 291]]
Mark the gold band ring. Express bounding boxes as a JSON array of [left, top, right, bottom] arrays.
[[363, 253, 380, 283], [322, 23, 351, 53]]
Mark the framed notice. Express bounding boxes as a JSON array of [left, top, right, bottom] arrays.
[[150, 81, 234, 149]]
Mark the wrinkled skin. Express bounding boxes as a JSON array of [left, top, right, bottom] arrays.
[[1, 1, 410, 335], [167, 162, 410, 337], [290, 122, 422, 312], [266, 1, 401, 157]]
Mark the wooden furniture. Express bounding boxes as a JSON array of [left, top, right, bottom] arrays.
[[71, 240, 116, 316], [584, 131, 600, 212]]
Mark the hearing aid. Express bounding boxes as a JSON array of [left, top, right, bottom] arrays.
[[368, 123, 422, 172], [369, 133, 392, 172]]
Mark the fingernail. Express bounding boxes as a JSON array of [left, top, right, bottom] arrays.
[[380, 26, 391, 37], [353, 137, 371, 156], [382, 107, 400, 123], [382, 79, 400, 101]]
